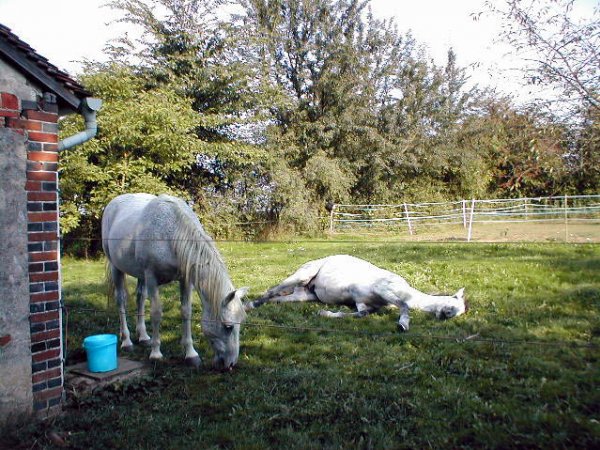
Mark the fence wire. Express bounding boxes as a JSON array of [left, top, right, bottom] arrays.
[[329, 194, 600, 242], [63, 305, 597, 350]]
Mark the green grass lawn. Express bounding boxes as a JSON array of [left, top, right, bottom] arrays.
[[6, 241, 600, 449]]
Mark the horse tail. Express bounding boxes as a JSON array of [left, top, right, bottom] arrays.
[[105, 257, 115, 308]]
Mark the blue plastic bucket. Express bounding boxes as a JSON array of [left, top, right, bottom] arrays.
[[83, 334, 118, 372]]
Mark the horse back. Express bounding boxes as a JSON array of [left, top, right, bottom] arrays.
[[102, 193, 182, 282], [311, 255, 405, 308]]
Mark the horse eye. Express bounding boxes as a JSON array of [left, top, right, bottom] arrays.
[[223, 324, 234, 332]]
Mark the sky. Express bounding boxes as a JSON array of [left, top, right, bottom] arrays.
[[369, 0, 518, 91], [0, 0, 596, 98]]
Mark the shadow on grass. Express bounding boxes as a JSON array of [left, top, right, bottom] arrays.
[[63, 275, 207, 366]]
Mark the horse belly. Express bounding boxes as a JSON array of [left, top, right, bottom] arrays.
[[312, 259, 389, 308], [106, 225, 179, 283], [312, 285, 355, 306], [105, 233, 144, 278], [311, 270, 363, 307]]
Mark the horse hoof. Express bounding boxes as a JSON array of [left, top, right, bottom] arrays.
[[318, 310, 331, 317], [397, 322, 409, 332], [138, 339, 152, 347], [122, 345, 135, 352], [149, 351, 164, 362], [185, 356, 201, 368]]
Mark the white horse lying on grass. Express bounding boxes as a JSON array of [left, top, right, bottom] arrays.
[[245, 255, 467, 331]]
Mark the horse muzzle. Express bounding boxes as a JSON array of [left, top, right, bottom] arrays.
[[214, 356, 236, 372]]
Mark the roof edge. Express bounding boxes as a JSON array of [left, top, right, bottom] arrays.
[[0, 24, 91, 112]]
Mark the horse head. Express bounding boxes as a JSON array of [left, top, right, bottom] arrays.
[[201, 287, 248, 371], [436, 287, 468, 320]]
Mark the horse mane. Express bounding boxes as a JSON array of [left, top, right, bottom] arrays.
[[164, 196, 233, 317]]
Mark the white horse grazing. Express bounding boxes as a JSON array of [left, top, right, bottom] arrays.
[[102, 193, 248, 370], [245, 255, 467, 331]]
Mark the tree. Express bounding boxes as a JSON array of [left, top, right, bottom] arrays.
[[105, 0, 266, 165], [237, 0, 377, 213], [238, 0, 443, 207], [60, 0, 275, 249], [484, 0, 600, 195], [569, 105, 600, 193], [59, 65, 205, 254], [463, 95, 570, 198], [485, 0, 599, 119], [375, 47, 484, 201]]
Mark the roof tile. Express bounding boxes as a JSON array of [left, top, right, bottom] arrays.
[[0, 23, 90, 99]]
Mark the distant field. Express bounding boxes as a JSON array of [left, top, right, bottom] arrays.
[[330, 194, 600, 244], [5, 241, 600, 449]]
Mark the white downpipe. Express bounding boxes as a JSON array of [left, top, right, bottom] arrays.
[[58, 97, 102, 151]]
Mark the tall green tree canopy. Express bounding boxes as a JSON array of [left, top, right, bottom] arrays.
[[60, 0, 269, 243], [485, 0, 600, 196], [236, 0, 483, 207], [59, 65, 202, 236]]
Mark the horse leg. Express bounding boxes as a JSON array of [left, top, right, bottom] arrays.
[[245, 259, 325, 310], [180, 280, 201, 367], [381, 298, 410, 331], [246, 286, 318, 310], [112, 266, 134, 351], [318, 302, 377, 318], [375, 288, 411, 332], [397, 302, 410, 332], [135, 279, 151, 346], [245, 283, 305, 310], [145, 272, 163, 361]]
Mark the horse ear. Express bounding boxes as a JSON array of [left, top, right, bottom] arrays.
[[235, 287, 249, 300], [222, 291, 236, 306], [223, 287, 250, 306], [453, 287, 465, 299]]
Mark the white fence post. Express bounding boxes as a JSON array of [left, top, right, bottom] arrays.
[[564, 194, 568, 242], [462, 199, 467, 228], [467, 198, 476, 242], [403, 203, 413, 235], [329, 204, 336, 233]]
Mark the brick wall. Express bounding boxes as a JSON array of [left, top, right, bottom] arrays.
[[0, 91, 63, 416]]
